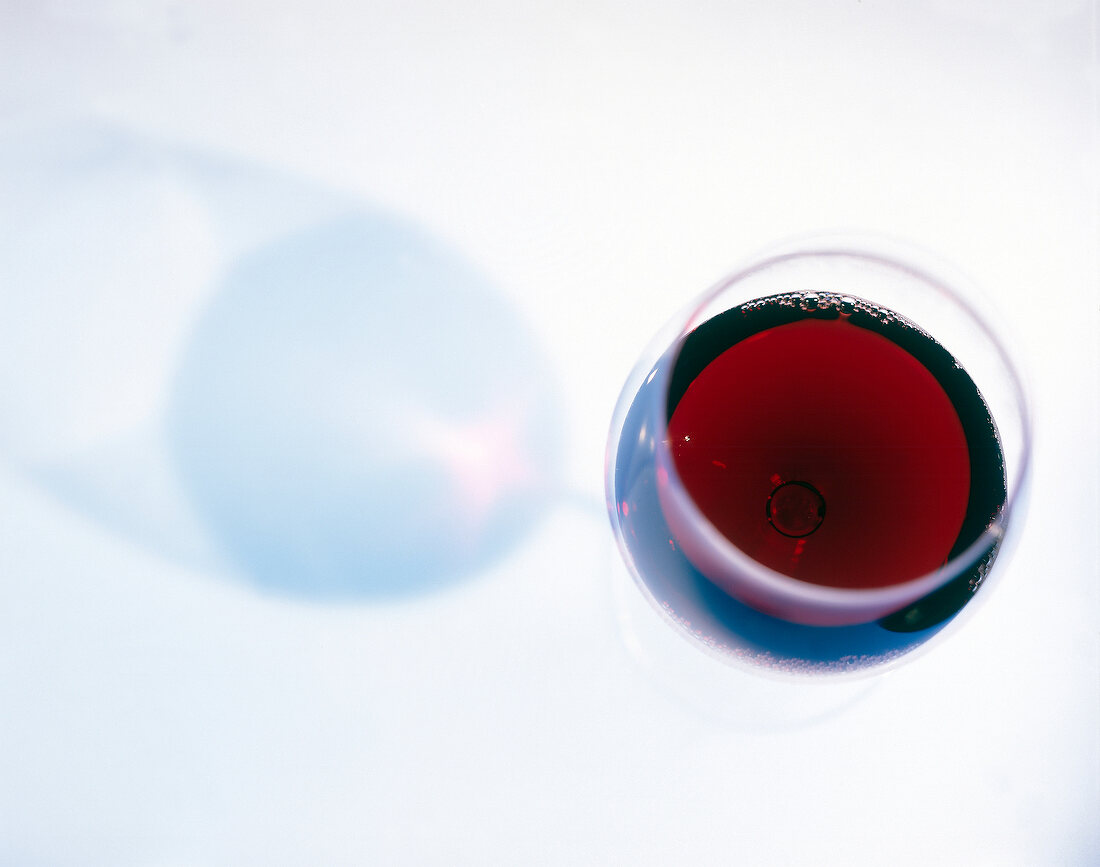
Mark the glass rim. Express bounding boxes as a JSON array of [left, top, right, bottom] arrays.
[[617, 235, 1032, 626]]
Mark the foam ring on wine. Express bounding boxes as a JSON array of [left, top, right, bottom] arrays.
[[766, 481, 825, 538]]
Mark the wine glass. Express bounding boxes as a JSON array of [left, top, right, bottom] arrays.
[[606, 236, 1031, 680]]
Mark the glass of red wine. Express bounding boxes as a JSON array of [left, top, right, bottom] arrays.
[[607, 237, 1031, 677]]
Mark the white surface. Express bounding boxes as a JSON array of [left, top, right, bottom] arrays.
[[1, 2, 1097, 865]]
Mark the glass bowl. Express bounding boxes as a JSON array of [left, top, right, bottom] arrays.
[[606, 236, 1031, 677]]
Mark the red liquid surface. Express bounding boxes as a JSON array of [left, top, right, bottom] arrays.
[[668, 316, 971, 589]]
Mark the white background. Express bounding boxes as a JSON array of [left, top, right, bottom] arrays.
[[1, 2, 1097, 865]]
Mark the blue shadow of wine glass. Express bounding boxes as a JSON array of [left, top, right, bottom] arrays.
[[0, 124, 563, 600], [165, 213, 564, 599]]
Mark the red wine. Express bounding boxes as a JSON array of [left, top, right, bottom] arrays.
[[666, 293, 1004, 591]]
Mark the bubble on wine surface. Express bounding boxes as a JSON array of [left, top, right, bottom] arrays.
[[766, 481, 826, 538]]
